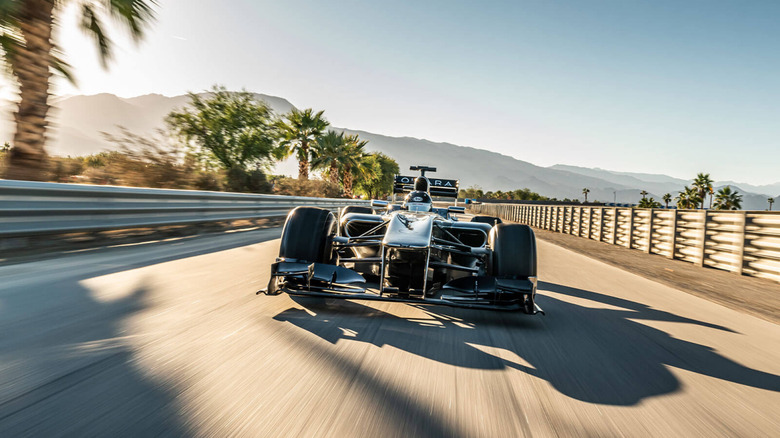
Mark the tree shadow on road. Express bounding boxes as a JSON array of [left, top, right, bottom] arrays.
[[0, 282, 192, 436], [273, 281, 780, 406]]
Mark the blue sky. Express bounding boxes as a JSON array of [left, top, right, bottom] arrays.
[[1, 0, 779, 184]]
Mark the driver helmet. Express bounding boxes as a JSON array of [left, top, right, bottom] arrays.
[[414, 176, 429, 192], [403, 191, 433, 212]]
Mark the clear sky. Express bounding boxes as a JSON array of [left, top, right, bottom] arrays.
[[1, 0, 779, 184]]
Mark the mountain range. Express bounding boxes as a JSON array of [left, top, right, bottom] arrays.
[[0, 92, 777, 210]]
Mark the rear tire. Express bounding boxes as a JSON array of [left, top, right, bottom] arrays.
[[471, 216, 503, 226], [279, 207, 336, 263], [340, 205, 374, 220]]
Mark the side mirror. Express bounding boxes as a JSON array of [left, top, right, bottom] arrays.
[[447, 206, 465, 213], [371, 200, 389, 208]]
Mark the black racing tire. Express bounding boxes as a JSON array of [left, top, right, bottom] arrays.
[[488, 224, 536, 278], [279, 207, 337, 263], [471, 215, 503, 226], [340, 205, 374, 220]]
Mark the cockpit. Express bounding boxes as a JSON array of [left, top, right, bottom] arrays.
[[403, 190, 433, 212]]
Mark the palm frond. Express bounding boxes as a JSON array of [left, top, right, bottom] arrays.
[[0, 29, 22, 75], [51, 44, 75, 84], [104, 0, 158, 41], [81, 4, 112, 66]]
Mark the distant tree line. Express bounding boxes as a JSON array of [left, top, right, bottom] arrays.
[[606, 172, 748, 210], [459, 185, 580, 203]]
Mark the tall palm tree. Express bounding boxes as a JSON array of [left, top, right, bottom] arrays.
[[662, 193, 672, 208], [582, 188, 590, 203], [310, 130, 346, 185], [275, 108, 329, 180], [340, 134, 369, 198], [768, 197, 775, 211], [1, 0, 157, 180], [713, 186, 742, 210], [692, 173, 713, 209], [640, 190, 648, 199]]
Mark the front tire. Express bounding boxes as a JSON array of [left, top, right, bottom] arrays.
[[279, 207, 336, 263], [488, 224, 538, 313]]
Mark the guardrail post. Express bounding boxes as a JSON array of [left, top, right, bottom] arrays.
[[669, 210, 678, 260], [587, 208, 593, 239], [537, 206, 541, 228], [571, 206, 576, 235], [544, 206, 549, 230], [627, 209, 635, 249], [545, 206, 551, 230], [538, 206, 542, 228], [611, 208, 618, 245], [547, 206, 552, 230], [577, 207, 583, 237], [698, 210, 710, 267], [598, 208, 604, 242], [646, 209, 655, 253], [736, 211, 747, 275]]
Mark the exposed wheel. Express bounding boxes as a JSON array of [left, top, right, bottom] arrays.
[[489, 224, 538, 313], [471, 215, 503, 226], [340, 205, 374, 220], [488, 224, 536, 277], [279, 207, 336, 263]]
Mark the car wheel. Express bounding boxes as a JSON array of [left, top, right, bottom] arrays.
[[488, 224, 538, 313], [279, 207, 337, 263], [340, 205, 374, 220], [471, 215, 503, 226], [488, 224, 536, 277]]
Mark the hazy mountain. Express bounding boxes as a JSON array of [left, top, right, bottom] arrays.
[[1, 92, 776, 210], [1, 92, 295, 157], [550, 164, 778, 210]]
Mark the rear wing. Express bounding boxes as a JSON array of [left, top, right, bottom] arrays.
[[393, 175, 459, 198]]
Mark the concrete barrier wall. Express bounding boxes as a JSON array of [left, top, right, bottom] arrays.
[[469, 203, 780, 283]]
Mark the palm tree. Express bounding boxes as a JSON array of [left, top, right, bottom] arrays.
[[640, 190, 648, 199], [769, 198, 775, 211], [1, 0, 157, 181], [713, 186, 742, 210], [582, 188, 590, 203], [638, 197, 661, 208], [340, 134, 369, 198], [662, 193, 672, 208], [275, 108, 329, 180], [692, 173, 714, 209], [311, 130, 346, 185], [676, 186, 701, 209]]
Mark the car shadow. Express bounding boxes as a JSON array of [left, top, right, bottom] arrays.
[[273, 281, 780, 406]]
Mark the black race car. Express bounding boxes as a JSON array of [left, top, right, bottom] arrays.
[[261, 166, 542, 314]]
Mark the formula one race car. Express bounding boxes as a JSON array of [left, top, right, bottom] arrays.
[[261, 165, 542, 314]]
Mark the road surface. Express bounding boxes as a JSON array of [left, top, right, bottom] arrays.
[[1, 228, 778, 437]]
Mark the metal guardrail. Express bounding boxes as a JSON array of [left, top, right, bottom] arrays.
[[0, 180, 368, 236], [470, 203, 780, 283]]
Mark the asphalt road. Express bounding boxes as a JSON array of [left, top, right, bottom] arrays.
[[1, 228, 778, 437]]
